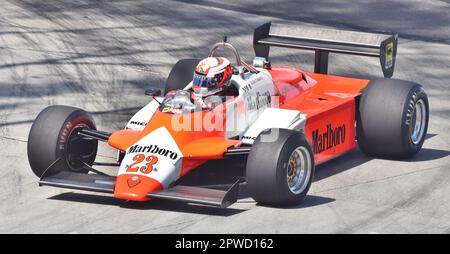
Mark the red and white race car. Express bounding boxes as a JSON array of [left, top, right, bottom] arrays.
[[28, 22, 429, 208]]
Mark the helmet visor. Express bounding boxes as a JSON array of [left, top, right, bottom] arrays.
[[193, 73, 214, 88], [193, 72, 224, 88]]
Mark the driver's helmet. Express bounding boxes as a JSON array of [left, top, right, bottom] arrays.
[[192, 57, 232, 97]]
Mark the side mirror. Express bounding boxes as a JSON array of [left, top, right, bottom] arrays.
[[144, 87, 162, 96]]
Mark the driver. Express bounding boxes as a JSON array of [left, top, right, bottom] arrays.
[[192, 57, 238, 101], [162, 57, 238, 114]]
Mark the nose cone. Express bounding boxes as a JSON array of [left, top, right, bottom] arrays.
[[114, 174, 163, 201]]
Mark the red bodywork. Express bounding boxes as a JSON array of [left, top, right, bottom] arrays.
[[270, 66, 368, 163], [108, 65, 369, 201]]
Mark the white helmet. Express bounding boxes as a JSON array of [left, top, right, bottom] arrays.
[[192, 57, 232, 97]]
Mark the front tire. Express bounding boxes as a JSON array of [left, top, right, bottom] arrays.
[[357, 79, 429, 158], [246, 129, 315, 206], [27, 105, 98, 177]]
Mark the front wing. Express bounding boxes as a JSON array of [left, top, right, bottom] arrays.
[[39, 170, 240, 208]]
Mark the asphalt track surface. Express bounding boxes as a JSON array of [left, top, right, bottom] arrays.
[[0, 0, 449, 233]]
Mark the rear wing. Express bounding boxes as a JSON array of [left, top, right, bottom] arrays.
[[253, 21, 398, 77]]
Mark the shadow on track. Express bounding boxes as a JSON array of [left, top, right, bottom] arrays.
[[255, 195, 335, 209], [49, 192, 245, 217]]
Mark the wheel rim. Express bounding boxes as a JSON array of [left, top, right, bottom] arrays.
[[286, 146, 312, 194], [410, 99, 426, 145]]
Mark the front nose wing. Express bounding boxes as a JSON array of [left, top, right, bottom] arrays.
[[39, 171, 116, 193], [148, 180, 240, 208], [39, 169, 240, 208]]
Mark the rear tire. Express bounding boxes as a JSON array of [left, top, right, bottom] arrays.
[[246, 129, 315, 206], [28, 105, 98, 177], [357, 79, 429, 158], [165, 58, 200, 95]]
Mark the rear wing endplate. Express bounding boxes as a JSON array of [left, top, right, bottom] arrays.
[[253, 21, 398, 77]]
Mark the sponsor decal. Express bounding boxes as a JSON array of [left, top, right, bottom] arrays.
[[248, 75, 264, 85], [312, 124, 346, 154], [58, 121, 73, 150], [246, 91, 272, 111], [242, 83, 253, 93], [241, 75, 263, 93], [129, 121, 147, 127], [242, 136, 256, 140], [127, 154, 158, 174], [128, 144, 179, 161], [405, 88, 424, 126], [385, 41, 394, 69]]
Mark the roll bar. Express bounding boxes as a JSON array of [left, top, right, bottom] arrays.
[[209, 41, 242, 67]]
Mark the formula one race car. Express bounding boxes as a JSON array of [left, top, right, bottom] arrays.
[[28, 22, 429, 208]]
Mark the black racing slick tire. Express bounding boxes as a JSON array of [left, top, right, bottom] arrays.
[[357, 79, 429, 158], [165, 58, 200, 95], [27, 105, 98, 177], [246, 129, 315, 206]]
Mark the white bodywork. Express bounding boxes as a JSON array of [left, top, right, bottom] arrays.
[[125, 69, 305, 142], [125, 98, 162, 130], [117, 69, 306, 188], [225, 69, 276, 138], [117, 127, 182, 188], [241, 108, 307, 144]]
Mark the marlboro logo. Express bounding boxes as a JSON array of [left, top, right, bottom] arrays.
[[312, 124, 346, 154], [127, 144, 178, 161]]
